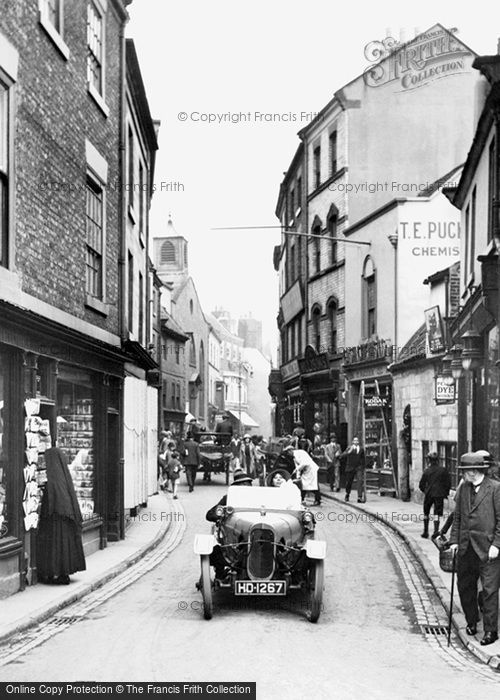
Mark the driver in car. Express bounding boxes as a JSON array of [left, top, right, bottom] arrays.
[[205, 471, 253, 580]]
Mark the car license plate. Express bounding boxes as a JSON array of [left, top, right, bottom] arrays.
[[235, 580, 286, 596]]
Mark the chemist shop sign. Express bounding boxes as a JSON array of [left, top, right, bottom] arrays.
[[435, 375, 456, 404]]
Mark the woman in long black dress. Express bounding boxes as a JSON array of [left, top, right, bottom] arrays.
[[37, 447, 86, 585]]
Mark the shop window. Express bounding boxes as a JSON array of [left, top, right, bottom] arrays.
[[56, 368, 95, 520], [437, 441, 457, 490]]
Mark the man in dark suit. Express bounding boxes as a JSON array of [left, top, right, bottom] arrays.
[[340, 436, 366, 503], [215, 413, 233, 446], [184, 436, 201, 492], [419, 452, 451, 539], [449, 451, 500, 646]]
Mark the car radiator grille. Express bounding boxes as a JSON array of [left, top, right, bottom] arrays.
[[247, 526, 275, 579]]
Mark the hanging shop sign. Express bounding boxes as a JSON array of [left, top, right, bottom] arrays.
[[435, 375, 456, 404], [425, 305, 445, 354]]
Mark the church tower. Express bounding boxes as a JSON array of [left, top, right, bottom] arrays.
[[153, 216, 189, 289]]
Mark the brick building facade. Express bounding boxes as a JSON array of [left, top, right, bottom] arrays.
[[0, 0, 159, 598]]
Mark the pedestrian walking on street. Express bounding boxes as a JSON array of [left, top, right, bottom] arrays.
[[449, 451, 500, 646], [239, 434, 257, 478], [37, 446, 86, 585], [229, 435, 241, 472], [323, 433, 342, 492], [419, 451, 451, 539], [184, 435, 200, 492], [293, 449, 321, 506], [340, 437, 366, 503], [167, 450, 182, 499]]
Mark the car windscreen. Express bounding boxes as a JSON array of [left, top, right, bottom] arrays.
[[226, 485, 302, 510]]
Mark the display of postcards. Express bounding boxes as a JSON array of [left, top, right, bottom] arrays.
[[23, 465, 36, 482], [0, 467, 3, 481], [25, 432, 40, 449], [75, 488, 93, 499], [25, 448, 39, 465], [39, 419, 51, 437], [25, 415, 43, 433], [38, 434, 52, 454], [0, 514, 5, 530], [78, 499, 94, 516], [24, 398, 41, 417], [23, 481, 39, 500], [76, 399, 93, 415], [0, 502, 4, 515], [24, 512, 39, 530]]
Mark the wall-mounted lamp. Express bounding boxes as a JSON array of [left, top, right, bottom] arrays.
[[450, 345, 464, 380], [461, 329, 482, 372], [440, 350, 453, 377]]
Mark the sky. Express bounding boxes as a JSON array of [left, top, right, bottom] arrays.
[[126, 0, 500, 359]]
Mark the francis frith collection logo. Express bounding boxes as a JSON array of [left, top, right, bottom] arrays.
[[363, 25, 470, 90]]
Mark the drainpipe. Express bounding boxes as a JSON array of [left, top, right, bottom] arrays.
[[388, 233, 398, 356], [118, 22, 127, 342]]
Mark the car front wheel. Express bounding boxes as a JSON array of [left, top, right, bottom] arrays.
[[200, 554, 213, 620], [307, 559, 324, 623]]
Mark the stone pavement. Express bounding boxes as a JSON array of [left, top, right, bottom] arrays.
[[0, 493, 173, 645], [319, 484, 500, 669]]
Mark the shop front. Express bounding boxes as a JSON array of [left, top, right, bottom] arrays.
[[0, 303, 126, 598], [343, 339, 397, 495]]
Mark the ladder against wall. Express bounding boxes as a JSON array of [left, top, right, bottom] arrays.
[[355, 380, 398, 497]]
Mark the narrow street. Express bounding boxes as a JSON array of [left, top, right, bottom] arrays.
[[0, 476, 498, 700]]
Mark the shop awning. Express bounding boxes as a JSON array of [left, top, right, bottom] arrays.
[[227, 409, 259, 428]]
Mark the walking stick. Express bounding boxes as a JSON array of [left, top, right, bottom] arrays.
[[447, 549, 457, 647]]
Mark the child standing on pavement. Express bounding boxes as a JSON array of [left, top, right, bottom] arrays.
[[167, 450, 182, 499]]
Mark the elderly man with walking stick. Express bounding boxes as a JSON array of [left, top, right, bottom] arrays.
[[449, 451, 500, 646]]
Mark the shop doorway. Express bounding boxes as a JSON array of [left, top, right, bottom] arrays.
[[106, 410, 122, 541]]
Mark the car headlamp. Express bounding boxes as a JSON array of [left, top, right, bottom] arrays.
[[302, 511, 314, 525], [215, 505, 225, 518]]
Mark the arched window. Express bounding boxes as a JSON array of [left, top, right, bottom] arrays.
[[160, 240, 176, 264], [311, 216, 322, 274], [326, 297, 338, 353], [362, 256, 377, 338], [327, 204, 339, 265], [311, 304, 322, 352]]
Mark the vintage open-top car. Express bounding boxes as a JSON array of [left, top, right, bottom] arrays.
[[194, 484, 326, 622]]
